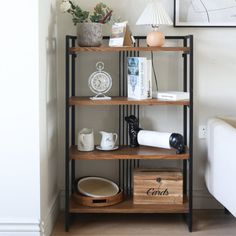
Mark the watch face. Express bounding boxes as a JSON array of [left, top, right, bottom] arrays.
[[89, 71, 112, 95]]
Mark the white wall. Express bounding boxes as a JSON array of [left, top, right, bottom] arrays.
[[0, 0, 41, 235], [0, 0, 59, 235], [39, 0, 59, 235], [57, 0, 236, 209]]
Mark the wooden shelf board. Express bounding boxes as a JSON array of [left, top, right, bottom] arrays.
[[69, 46, 190, 53], [70, 145, 189, 160], [69, 97, 190, 106], [69, 195, 189, 213]]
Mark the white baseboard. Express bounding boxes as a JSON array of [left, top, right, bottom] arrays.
[[0, 220, 40, 236], [59, 189, 224, 210], [0, 233, 40, 236], [0, 193, 60, 236], [41, 193, 60, 236]]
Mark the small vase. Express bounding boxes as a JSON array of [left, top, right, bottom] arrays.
[[77, 23, 103, 47]]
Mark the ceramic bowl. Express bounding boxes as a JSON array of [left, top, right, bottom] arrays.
[[77, 177, 119, 198]]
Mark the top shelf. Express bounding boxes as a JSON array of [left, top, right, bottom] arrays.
[[69, 46, 190, 53]]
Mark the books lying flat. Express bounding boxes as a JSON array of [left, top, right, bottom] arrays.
[[153, 91, 190, 101]]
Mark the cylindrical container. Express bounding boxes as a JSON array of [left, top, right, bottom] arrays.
[[137, 130, 171, 149]]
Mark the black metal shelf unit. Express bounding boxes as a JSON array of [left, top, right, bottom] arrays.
[[65, 35, 194, 232]]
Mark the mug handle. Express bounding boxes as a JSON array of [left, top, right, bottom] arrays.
[[113, 133, 118, 144], [79, 134, 85, 147]]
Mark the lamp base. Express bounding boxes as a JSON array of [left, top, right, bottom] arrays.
[[146, 31, 165, 47]]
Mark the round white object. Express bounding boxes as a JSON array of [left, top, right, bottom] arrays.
[[88, 62, 112, 96], [77, 177, 119, 198], [96, 145, 119, 151]]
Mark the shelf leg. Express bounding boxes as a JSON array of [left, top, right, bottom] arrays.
[[65, 212, 70, 232], [188, 34, 194, 233], [65, 35, 71, 232], [188, 212, 193, 232]]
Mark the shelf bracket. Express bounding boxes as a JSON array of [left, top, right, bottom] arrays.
[[182, 51, 190, 57], [69, 51, 77, 57]]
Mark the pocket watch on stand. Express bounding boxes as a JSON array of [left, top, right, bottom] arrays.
[[88, 62, 112, 100]]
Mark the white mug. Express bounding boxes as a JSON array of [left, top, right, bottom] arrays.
[[100, 131, 118, 150], [77, 128, 94, 151]]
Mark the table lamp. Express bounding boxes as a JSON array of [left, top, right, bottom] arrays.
[[136, 0, 173, 47]]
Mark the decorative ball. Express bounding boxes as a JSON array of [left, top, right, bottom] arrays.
[[146, 31, 165, 47]]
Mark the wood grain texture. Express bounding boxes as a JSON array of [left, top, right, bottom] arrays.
[[69, 46, 190, 53], [68, 96, 190, 106], [73, 190, 123, 207], [133, 169, 183, 180], [70, 145, 189, 160], [70, 195, 188, 213], [133, 169, 183, 205]]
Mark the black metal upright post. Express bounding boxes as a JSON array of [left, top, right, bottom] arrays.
[[183, 37, 188, 196], [137, 38, 140, 169], [65, 36, 70, 232], [122, 51, 125, 194], [188, 35, 194, 232], [71, 38, 76, 193], [119, 51, 122, 188]]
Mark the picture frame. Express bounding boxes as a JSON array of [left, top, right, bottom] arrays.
[[109, 21, 133, 47], [174, 0, 236, 27]]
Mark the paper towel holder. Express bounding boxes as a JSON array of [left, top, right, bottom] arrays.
[[125, 115, 185, 154]]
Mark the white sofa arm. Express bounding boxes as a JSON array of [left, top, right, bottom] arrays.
[[206, 117, 236, 216]]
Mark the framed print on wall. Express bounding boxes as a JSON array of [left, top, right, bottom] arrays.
[[174, 0, 236, 27]]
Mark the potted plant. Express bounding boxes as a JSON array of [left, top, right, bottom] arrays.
[[60, 1, 113, 47]]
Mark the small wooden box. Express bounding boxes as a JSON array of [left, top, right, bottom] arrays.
[[133, 169, 183, 204]]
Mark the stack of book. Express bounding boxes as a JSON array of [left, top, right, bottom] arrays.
[[153, 91, 190, 101], [127, 57, 152, 100]]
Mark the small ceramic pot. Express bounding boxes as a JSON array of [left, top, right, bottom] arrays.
[[77, 23, 103, 47]]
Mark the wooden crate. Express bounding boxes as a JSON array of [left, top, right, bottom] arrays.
[[133, 169, 183, 204]]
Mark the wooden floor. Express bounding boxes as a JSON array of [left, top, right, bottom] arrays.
[[51, 210, 236, 236]]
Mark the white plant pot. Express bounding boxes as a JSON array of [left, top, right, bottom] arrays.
[[77, 23, 103, 47]]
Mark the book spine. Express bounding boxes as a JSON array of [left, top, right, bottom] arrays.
[[157, 94, 189, 101], [158, 94, 177, 100], [146, 60, 152, 99], [127, 57, 147, 100], [139, 58, 146, 99]]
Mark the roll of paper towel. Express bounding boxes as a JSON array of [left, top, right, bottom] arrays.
[[137, 130, 171, 149]]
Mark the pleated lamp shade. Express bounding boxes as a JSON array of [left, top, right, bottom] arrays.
[[136, 1, 173, 46]]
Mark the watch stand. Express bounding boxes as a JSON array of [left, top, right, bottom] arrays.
[[90, 94, 111, 100], [88, 62, 112, 100]]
